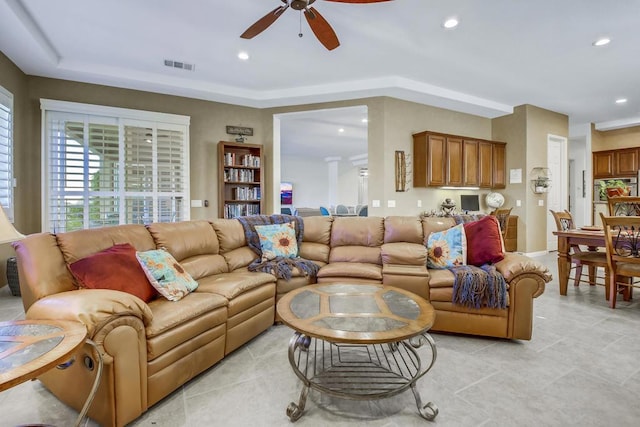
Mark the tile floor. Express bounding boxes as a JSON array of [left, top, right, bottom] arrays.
[[1, 251, 640, 426]]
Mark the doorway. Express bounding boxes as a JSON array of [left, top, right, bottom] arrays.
[[272, 106, 368, 213], [547, 134, 568, 251]]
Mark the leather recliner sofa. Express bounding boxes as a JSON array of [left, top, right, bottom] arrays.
[[12, 215, 551, 426]]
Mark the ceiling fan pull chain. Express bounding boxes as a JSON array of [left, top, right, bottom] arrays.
[[299, 11, 304, 38]]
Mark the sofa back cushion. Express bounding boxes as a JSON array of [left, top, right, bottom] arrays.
[[210, 218, 257, 271], [12, 232, 77, 311], [384, 216, 424, 244], [56, 224, 156, 264], [329, 217, 384, 264], [299, 216, 333, 264], [421, 217, 457, 243], [147, 220, 228, 280]]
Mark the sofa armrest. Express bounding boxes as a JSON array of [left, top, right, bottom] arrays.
[[26, 289, 154, 337], [495, 253, 552, 284]]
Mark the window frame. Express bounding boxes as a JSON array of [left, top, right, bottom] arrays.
[[40, 99, 190, 232], [0, 85, 15, 222]]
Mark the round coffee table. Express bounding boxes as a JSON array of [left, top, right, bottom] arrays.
[[277, 283, 438, 422]]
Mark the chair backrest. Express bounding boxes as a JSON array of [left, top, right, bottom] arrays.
[[606, 196, 640, 216], [319, 206, 330, 216], [336, 204, 349, 215], [491, 207, 512, 236], [358, 205, 368, 216], [549, 209, 574, 231], [600, 213, 640, 272]]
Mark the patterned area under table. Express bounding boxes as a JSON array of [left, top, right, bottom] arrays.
[[276, 283, 438, 422]]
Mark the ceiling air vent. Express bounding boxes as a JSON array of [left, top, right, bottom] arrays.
[[164, 59, 195, 72]]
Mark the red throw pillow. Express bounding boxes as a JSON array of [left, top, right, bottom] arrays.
[[463, 216, 505, 266], [69, 243, 157, 302]]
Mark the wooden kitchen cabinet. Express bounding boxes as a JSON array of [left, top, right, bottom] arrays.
[[615, 148, 639, 176], [593, 151, 615, 178], [413, 130, 506, 188]]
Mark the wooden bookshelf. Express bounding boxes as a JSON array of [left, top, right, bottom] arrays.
[[218, 141, 264, 218]]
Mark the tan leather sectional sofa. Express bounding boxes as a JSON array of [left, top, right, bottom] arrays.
[[13, 215, 551, 427]]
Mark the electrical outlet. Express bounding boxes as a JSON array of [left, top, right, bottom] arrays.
[[516, 200, 521, 207], [417, 200, 422, 208], [538, 199, 544, 206]]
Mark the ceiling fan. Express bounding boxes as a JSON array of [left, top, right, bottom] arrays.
[[240, 0, 393, 51]]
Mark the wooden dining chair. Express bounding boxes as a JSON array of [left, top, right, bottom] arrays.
[[550, 209, 610, 295], [490, 207, 512, 242], [606, 196, 640, 216], [600, 213, 639, 308]]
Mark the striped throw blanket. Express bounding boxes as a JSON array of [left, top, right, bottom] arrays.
[[237, 214, 319, 281], [449, 264, 507, 309]]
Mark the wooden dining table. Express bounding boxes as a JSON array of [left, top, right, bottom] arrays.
[[553, 227, 608, 298]]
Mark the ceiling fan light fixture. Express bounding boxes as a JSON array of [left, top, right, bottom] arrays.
[[443, 18, 459, 29]]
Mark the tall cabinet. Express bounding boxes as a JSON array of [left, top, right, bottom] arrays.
[[218, 141, 264, 219]]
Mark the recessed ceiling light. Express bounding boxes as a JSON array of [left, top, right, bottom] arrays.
[[361, 118, 368, 123], [238, 51, 249, 60], [338, 128, 345, 133], [592, 37, 611, 47], [443, 18, 459, 29], [616, 98, 628, 104]]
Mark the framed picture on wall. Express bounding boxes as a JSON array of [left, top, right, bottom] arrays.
[[280, 182, 293, 205]]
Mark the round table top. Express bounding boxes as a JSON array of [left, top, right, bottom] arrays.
[[0, 319, 87, 392], [276, 283, 435, 344]]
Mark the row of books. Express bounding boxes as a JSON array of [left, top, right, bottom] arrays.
[[224, 169, 255, 182], [224, 203, 260, 218], [224, 152, 260, 167], [232, 186, 261, 200]]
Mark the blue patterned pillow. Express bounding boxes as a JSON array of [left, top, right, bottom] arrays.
[[426, 224, 467, 269], [254, 221, 299, 261], [136, 249, 198, 301]]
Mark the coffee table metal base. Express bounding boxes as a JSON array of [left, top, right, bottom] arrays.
[[285, 332, 438, 422]]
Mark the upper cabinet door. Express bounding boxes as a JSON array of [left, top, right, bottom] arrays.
[[492, 143, 506, 189], [447, 137, 464, 186], [427, 134, 447, 186], [593, 151, 614, 178], [615, 148, 639, 176], [463, 140, 479, 186], [479, 141, 493, 188]]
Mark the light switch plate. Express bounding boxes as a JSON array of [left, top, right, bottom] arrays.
[[191, 199, 203, 207], [388, 200, 396, 208], [538, 199, 544, 206], [417, 200, 422, 208], [372, 200, 380, 208], [516, 200, 521, 207]]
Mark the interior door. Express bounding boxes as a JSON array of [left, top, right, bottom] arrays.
[[547, 135, 568, 251]]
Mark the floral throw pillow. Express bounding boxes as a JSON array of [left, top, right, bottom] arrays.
[[136, 249, 198, 301], [254, 221, 299, 261], [426, 224, 467, 269]]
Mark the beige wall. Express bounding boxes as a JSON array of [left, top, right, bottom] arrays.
[[592, 125, 640, 152]]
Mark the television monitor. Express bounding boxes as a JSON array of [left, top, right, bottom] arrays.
[[460, 194, 480, 212], [280, 182, 293, 205]]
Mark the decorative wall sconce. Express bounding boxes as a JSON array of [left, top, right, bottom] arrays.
[[529, 167, 551, 194], [395, 151, 412, 192]]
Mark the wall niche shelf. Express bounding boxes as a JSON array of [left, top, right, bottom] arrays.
[[530, 167, 551, 194], [218, 141, 264, 218]]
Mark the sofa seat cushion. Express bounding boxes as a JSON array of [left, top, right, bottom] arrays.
[[427, 268, 455, 288], [317, 262, 382, 280], [195, 271, 275, 300], [430, 300, 508, 317], [145, 292, 228, 340]]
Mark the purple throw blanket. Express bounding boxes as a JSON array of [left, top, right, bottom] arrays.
[[449, 264, 508, 309]]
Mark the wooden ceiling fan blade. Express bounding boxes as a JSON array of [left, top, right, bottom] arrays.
[[304, 7, 340, 50], [240, 5, 288, 39], [323, 0, 393, 3]]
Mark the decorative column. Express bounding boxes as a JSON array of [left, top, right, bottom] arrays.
[[325, 157, 341, 209]]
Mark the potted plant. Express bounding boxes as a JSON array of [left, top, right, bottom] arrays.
[[534, 177, 550, 193], [599, 179, 630, 200]]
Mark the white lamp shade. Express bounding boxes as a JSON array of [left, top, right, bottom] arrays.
[[0, 206, 24, 245]]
